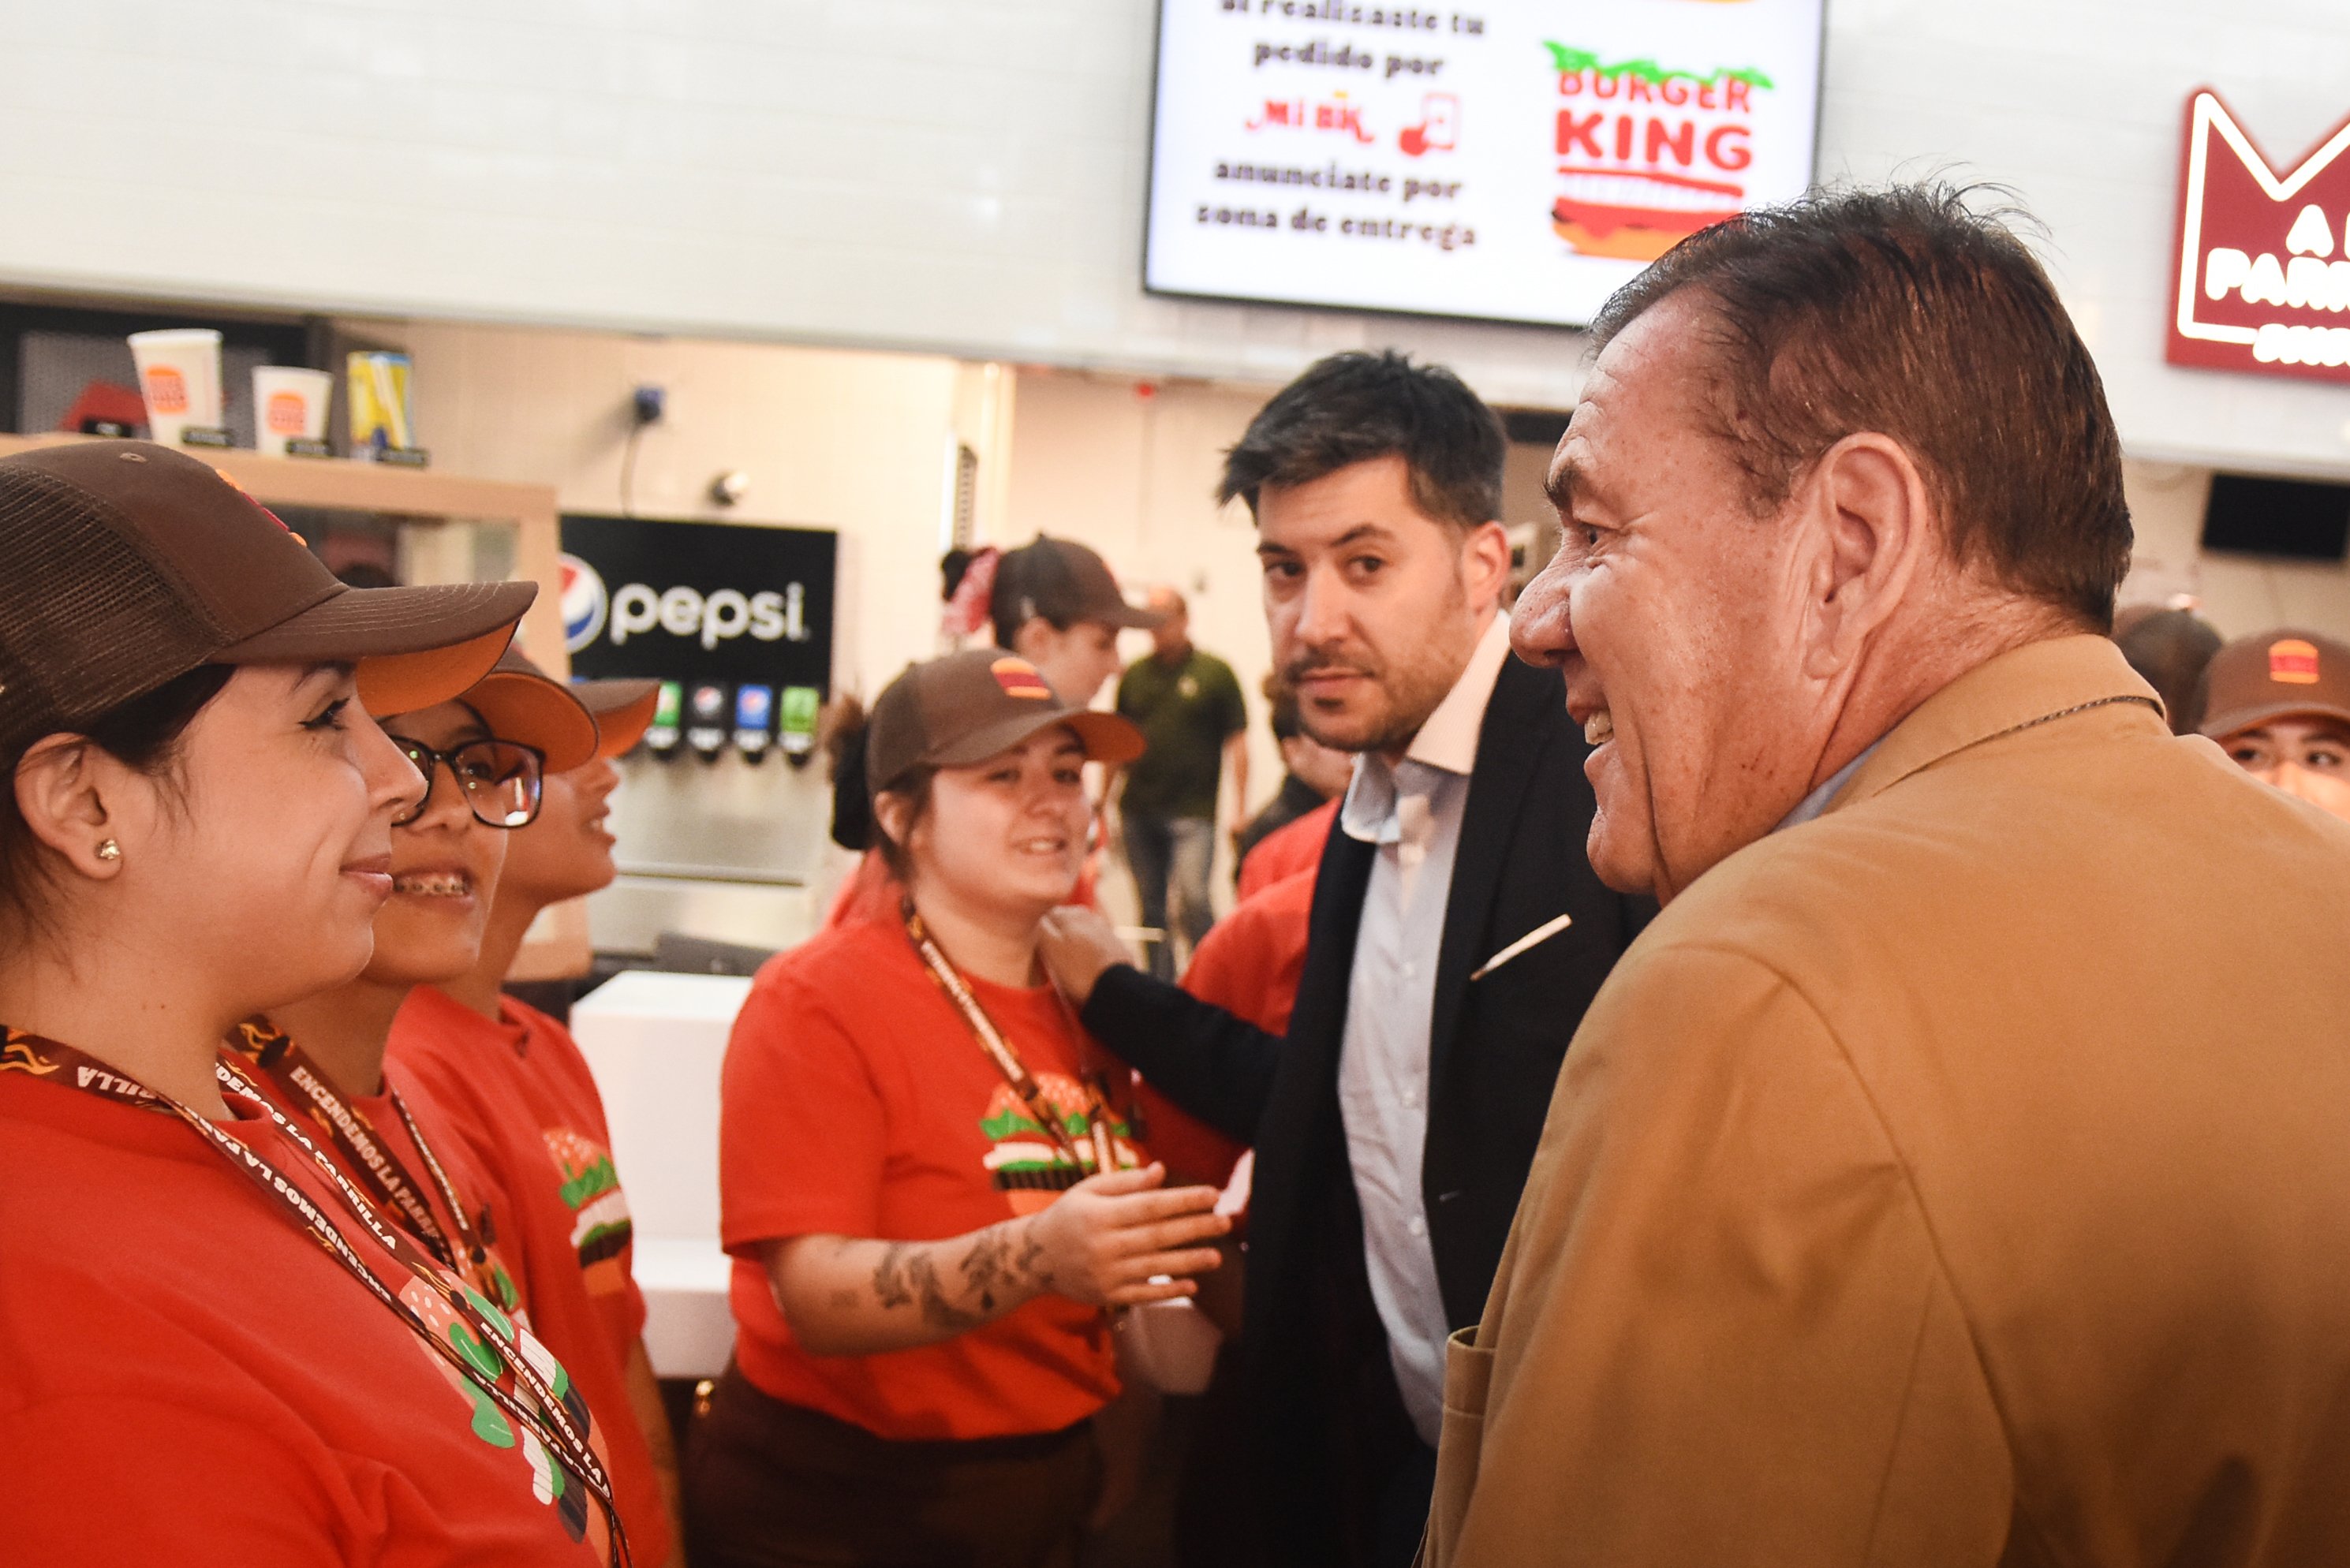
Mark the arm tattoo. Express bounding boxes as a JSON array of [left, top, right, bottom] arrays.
[[869, 1240, 985, 1332], [866, 1221, 1050, 1332]]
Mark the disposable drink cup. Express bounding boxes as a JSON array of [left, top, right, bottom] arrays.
[[126, 328, 223, 446], [251, 366, 334, 456]]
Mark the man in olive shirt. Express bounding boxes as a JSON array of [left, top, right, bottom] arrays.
[[1115, 587, 1248, 978]]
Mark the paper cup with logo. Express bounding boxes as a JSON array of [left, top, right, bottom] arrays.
[[251, 366, 334, 456], [126, 328, 223, 446]]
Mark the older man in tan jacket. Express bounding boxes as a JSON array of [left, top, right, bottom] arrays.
[[1424, 187, 2350, 1566]]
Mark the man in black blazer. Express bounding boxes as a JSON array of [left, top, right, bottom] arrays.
[[1041, 353, 1649, 1568]]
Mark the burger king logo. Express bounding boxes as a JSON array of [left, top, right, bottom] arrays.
[[1545, 44, 1773, 262], [2269, 637, 2322, 684], [265, 390, 310, 435], [560, 554, 610, 653], [990, 658, 1054, 701], [143, 365, 188, 416]]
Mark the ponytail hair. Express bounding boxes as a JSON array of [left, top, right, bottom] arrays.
[[822, 696, 872, 853]]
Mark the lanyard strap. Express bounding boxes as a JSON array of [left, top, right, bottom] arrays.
[[902, 908, 1119, 1177], [1, 1028, 628, 1567], [223, 1017, 497, 1297]]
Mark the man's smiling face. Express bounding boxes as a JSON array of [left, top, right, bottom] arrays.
[[1510, 292, 1825, 902]]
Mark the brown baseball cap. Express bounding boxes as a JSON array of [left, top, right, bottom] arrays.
[[2197, 629, 2350, 739], [575, 678, 663, 760], [0, 440, 532, 760], [450, 649, 602, 774], [866, 648, 1144, 797], [997, 536, 1165, 631]]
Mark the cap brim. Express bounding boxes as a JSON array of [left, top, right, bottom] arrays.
[[2199, 696, 2350, 740], [215, 580, 538, 718], [461, 670, 601, 772], [929, 707, 1146, 772], [1100, 602, 1168, 630], [574, 679, 663, 759]]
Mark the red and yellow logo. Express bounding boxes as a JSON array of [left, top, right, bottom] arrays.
[[990, 658, 1054, 700], [2270, 637, 2322, 684], [142, 365, 188, 415]]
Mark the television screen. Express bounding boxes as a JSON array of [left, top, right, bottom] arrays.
[[1144, 0, 1825, 329], [2202, 472, 2350, 560]]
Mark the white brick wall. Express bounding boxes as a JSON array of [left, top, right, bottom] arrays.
[[3, 1, 2349, 467]]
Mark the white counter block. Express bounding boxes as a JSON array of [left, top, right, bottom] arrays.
[[634, 1237, 738, 1379], [573, 969, 754, 1377]]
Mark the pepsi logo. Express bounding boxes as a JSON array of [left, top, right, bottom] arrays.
[[561, 554, 609, 653]]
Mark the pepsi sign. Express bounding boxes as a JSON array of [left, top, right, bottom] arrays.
[[559, 513, 835, 696]]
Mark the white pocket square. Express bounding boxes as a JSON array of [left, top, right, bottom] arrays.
[[1470, 913, 1574, 982]]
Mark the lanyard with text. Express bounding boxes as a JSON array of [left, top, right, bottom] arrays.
[[902, 907, 1119, 1178], [0, 1028, 629, 1568], [222, 1017, 503, 1305]]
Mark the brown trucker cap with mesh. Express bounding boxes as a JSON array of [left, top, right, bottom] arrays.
[[0, 440, 535, 761], [866, 648, 1144, 799]]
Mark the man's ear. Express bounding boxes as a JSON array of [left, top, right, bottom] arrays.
[[12, 736, 133, 883], [1461, 519, 1512, 610], [1799, 433, 1936, 679]]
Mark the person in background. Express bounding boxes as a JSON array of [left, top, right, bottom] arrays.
[[1425, 186, 2350, 1566], [0, 441, 611, 1563], [2196, 628, 2350, 823], [1232, 676, 1354, 875], [2113, 602, 2223, 734], [1038, 352, 1650, 1568], [690, 650, 1230, 1568], [825, 536, 1163, 928], [1114, 586, 1250, 979], [384, 650, 683, 1562]]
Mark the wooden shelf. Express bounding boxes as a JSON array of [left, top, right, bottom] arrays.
[[0, 431, 589, 980]]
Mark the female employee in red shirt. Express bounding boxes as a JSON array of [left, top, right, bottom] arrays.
[[694, 648, 1232, 1568], [388, 651, 685, 1558], [0, 441, 615, 1565], [824, 536, 1163, 928], [257, 655, 677, 1567]]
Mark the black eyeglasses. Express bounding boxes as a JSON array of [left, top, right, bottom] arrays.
[[391, 738, 546, 830]]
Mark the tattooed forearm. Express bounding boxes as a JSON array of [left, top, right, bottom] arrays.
[[870, 1243, 917, 1310], [771, 1221, 1054, 1357]]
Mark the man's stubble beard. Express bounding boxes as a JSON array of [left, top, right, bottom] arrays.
[[1292, 569, 1478, 758]]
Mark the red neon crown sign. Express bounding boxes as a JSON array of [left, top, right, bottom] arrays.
[[2169, 88, 2350, 386]]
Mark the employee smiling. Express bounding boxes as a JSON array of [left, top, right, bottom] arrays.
[[0, 440, 613, 1564], [268, 658, 676, 1566], [693, 649, 1231, 1568]]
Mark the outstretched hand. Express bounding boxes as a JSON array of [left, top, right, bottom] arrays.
[[1028, 1163, 1230, 1308], [1039, 905, 1138, 1010]]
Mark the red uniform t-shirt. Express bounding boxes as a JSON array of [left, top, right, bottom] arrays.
[[229, 1031, 536, 1320], [387, 987, 673, 1568], [721, 919, 1143, 1441], [1235, 797, 1337, 902], [0, 1066, 607, 1566]]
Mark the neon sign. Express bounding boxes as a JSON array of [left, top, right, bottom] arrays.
[[2169, 88, 2350, 385]]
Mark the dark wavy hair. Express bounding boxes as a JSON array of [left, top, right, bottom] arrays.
[[1219, 350, 1506, 531]]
